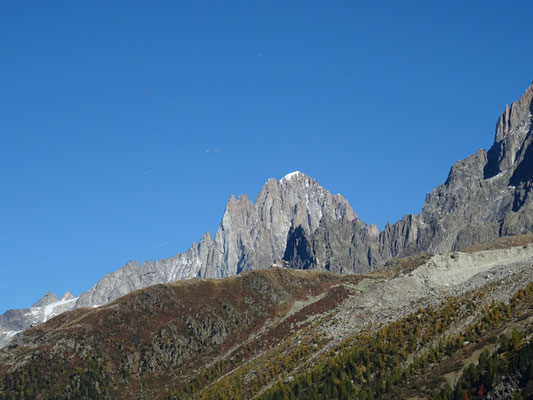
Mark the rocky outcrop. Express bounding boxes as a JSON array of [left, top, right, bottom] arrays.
[[284, 82, 533, 272], [486, 83, 533, 177], [31, 292, 58, 308], [284, 217, 380, 273]]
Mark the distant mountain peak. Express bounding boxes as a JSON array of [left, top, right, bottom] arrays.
[[31, 292, 58, 308], [59, 292, 75, 302]]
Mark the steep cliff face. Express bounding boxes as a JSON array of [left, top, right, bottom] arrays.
[[285, 83, 533, 272], [284, 217, 380, 273]]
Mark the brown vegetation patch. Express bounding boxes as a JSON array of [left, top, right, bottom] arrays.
[[383, 253, 433, 275], [463, 233, 533, 253], [0, 268, 351, 400]]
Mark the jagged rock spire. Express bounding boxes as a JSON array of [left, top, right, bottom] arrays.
[[486, 82, 533, 177], [31, 292, 58, 308]]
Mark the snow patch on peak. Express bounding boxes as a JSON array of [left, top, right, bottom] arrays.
[[280, 171, 303, 182], [5, 330, 20, 339], [60, 292, 75, 301], [43, 296, 79, 321]]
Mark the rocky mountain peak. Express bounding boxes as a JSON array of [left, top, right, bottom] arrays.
[[496, 82, 533, 141], [210, 172, 357, 277], [486, 83, 533, 178], [444, 148, 488, 190], [257, 171, 357, 233], [59, 292, 75, 302], [31, 292, 58, 308], [59, 171, 358, 312]]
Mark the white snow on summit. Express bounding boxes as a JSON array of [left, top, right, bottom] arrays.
[[280, 171, 303, 182], [43, 296, 78, 321]]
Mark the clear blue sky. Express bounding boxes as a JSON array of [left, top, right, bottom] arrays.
[[1, 1, 532, 313]]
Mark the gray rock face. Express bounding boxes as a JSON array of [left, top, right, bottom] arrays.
[[0, 309, 31, 333], [284, 217, 380, 274], [486, 83, 533, 177], [31, 292, 58, 308], [284, 82, 533, 272]]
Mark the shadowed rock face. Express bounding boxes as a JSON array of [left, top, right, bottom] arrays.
[[284, 83, 533, 272], [284, 217, 380, 274], [283, 226, 314, 270]]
